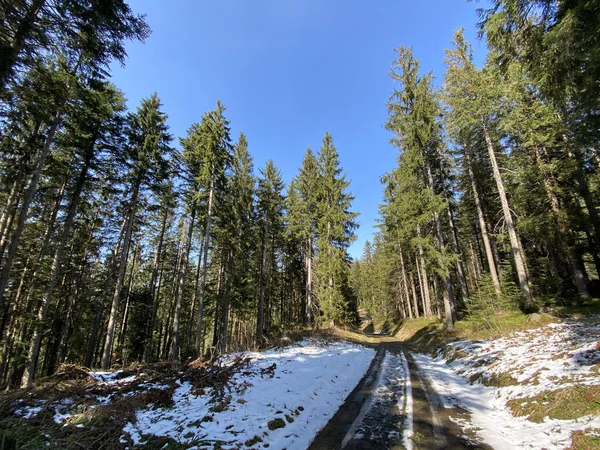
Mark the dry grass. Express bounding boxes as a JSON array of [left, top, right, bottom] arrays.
[[569, 428, 600, 450], [481, 371, 519, 387], [507, 385, 600, 423], [0, 356, 251, 449]]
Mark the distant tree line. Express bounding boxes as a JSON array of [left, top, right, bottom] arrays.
[[353, 1, 600, 328], [0, 0, 358, 388]]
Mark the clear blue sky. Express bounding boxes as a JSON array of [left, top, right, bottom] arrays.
[[110, 0, 488, 258]]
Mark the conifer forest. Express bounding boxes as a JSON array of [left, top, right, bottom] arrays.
[[0, 0, 599, 393]]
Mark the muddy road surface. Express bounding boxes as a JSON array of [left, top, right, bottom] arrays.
[[308, 339, 492, 450]]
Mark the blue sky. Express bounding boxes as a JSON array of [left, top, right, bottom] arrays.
[[110, 0, 488, 258]]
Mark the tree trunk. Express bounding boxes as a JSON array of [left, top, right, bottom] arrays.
[[0, 0, 46, 91], [195, 178, 215, 357], [398, 248, 412, 319], [186, 234, 204, 355], [482, 124, 533, 305], [465, 148, 502, 296], [20, 167, 81, 386], [101, 176, 141, 370], [534, 145, 591, 300], [305, 235, 313, 326], [415, 252, 429, 315], [143, 208, 169, 361], [117, 239, 141, 359], [0, 116, 60, 309], [0, 173, 65, 342], [257, 215, 268, 346], [425, 163, 456, 327], [416, 226, 432, 315], [446, 198, 469, 301], [217, 252, 233, 353], [170, 204, 196, 361], [0, 179, 21, 261]]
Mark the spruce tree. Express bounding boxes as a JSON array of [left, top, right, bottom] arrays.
[[314, 132, 358, 325], [100, 93, 172, 370], [256, 160, 285, 344]]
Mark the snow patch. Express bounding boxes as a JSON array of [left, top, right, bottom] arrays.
[[123, 339, 375, 449], [414, 317, 600, 449]]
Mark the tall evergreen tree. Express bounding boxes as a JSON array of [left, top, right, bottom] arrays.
[[100, 93, 172, 370], [314, 132, 358, 325], [255, 160, 285, 344]]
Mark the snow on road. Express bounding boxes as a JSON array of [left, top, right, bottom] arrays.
[[343, 350, 413, 449], [398, 351, 413, 450], [413, 317, 600, 449], [123, 339, 375, 449]]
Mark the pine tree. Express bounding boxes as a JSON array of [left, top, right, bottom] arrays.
[[384, 47, 457, 327], [287, 148, 319, 325], [100, 93, 172, 370], [256, 160, 285, 344], [20, 81, 126, 385], [212, 132, 255, 352], [181, 101, 233, 357], [444, 30, 534, 308], [314, 132, 358, 325]]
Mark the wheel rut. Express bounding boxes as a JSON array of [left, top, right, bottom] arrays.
[[308, 339, 493, 450]]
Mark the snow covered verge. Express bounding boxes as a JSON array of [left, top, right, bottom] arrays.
[[413, 316, 600, 449], [6, 339, 374, 449]]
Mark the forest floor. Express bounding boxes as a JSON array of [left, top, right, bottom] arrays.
[[1, 315, 600, 449]]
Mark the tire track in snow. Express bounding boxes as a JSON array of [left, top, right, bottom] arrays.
[[310, 339, 491, 449], [399, 350, 414, 450]]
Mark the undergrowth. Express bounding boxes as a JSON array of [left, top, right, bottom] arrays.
[[401, 311, 555, 355], [0, 356, 250, 449], [507, 385, 600, 423], [569, 428, 600, 450]]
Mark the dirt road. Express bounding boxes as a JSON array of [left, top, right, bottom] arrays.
[[308, 339, 492, 450]]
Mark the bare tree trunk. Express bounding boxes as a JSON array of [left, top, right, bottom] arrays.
[[20, 169, 82, 386], [101, 177, 141, 370], [0, 180, 20, 260], [305, 235, 313, 326], [465, 148, 502, 296], [186, 235, 204, 355], [117, 239, 141, 358], [0, 174, 65, 341], [425, 163, 456, 328], [416, 226, 432, 315], [410, 272, 419, 318], [399, 249, 412, 319], [84, 217, 127, 369], [211, 257, 225, 347], [195, 179, 214, 357], [170, 204, 196, 361], [446, 200, 469, 301], [143, 209, 169, 361], [415, 253, 429, 315], [535, 145, 591, 300], [562, 134, 600, 248], [0, 116, 60, 309], [483, 124, 533, 305], [257, 216, 268, 346], [468, 241, 480, 289], [217, 252, 233, 353]]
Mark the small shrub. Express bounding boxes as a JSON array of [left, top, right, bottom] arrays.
[[267, 418, 286, 431]]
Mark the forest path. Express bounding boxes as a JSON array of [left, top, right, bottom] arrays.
[[308, 337, 493, 450]]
